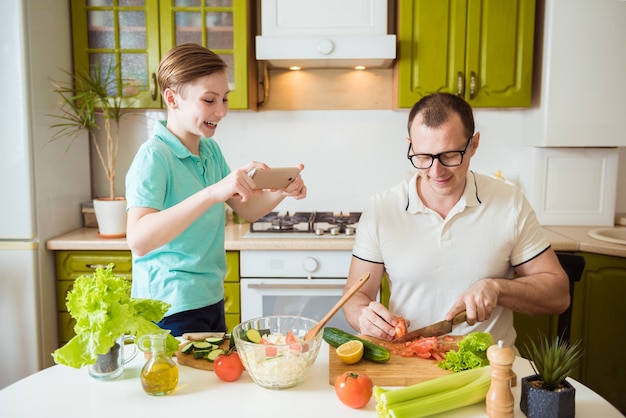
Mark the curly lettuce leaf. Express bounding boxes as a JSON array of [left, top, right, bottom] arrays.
[[52, 264, 178, 368], [438, 332, 494, 372]]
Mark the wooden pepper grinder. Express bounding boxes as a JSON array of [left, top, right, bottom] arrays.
[[486, 340, 516, 418]]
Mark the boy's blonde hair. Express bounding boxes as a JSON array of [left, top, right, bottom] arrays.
[[157, 43, 227, 97]]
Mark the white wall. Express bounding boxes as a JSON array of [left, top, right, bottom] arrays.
[[95, 107, 626, 218]]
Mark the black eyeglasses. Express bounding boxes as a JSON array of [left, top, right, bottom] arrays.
[[407, 137, 473, 169]]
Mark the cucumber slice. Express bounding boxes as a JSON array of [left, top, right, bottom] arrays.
[[193, 350, 210, 359], [181, 342, 194, 354], [207, 349, 224, 361], [245, 329, 262, 343], [192, 341, 212, 350], [205, 336, 224, 345]]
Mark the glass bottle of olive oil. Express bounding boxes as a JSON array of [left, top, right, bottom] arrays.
[[137, 331, 178, 396]]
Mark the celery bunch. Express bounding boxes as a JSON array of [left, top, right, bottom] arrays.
[[374, 366, 491, 418]]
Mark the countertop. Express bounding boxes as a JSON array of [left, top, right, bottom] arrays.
[[0, 341, 622, 418], [46, 224, 626, 258]]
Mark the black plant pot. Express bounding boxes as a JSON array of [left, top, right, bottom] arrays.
[[520, 374, 576, 418]]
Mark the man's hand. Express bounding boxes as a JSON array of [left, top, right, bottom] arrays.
[[357, 301, 407, 341]]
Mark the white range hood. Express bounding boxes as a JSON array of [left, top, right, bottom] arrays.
[[255, 0, 396, 69]]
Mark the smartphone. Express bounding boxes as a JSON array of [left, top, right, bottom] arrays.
[[248, 167, 301, 190]]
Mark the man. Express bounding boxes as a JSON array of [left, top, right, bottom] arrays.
[[342, 93, 569, 347]]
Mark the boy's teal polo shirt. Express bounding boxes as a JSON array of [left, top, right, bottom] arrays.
[[125, 120, 231, 317]]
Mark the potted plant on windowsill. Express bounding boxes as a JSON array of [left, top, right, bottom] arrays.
[[520, 333, 584, 418], [49, 62, 131, 237]]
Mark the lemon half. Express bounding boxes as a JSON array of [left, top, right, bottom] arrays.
[[336, 340, 364, 364]]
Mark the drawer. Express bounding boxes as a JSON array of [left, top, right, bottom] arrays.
[[55, 251, 132, 280], [224, 282, 240, 314]]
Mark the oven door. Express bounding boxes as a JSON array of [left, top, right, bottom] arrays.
[[240, 278, 357, 333]]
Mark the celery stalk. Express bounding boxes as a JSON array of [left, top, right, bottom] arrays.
[[376, 367, 491, 418], [378, 366, 489, 407]]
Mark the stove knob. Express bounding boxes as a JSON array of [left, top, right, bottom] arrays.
[[330, 227, 340, 236], [345, 226, 356, 236], [303, 257, 319, 273], [315, 228, 325, 236]]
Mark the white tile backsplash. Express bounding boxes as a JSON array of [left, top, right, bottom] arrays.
[[94, 109, 626, 223]]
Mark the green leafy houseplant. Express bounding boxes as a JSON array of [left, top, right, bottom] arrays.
[[520, 333, 584, 418], [522, 333, 583, 391], [52, 264, 179, 369], [49, 62, 128, 200]]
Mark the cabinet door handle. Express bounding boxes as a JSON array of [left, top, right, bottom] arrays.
[[457, 71, 464, 96], [150, 73, 157, 101], [469, 71, 476, 100], [86, 263, 115, 270]]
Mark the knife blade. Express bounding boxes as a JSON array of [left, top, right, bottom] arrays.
[[392, 311, 467, 343]]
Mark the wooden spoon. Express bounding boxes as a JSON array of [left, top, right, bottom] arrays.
[[304, 272, 370, 341]]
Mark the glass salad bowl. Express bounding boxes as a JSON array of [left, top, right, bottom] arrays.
[[232, 315, 323, 390]]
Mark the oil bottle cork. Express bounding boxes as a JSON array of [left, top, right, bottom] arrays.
[[486, 340, 516, 418]]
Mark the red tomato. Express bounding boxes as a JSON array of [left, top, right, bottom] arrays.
[[213, 351, 244, 382], [334, 371, 373, 409], [394, 317, 408, 337], [285, 330, 296, 344]]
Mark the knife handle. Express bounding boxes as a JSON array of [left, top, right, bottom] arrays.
[[451, 311, 467, 325]]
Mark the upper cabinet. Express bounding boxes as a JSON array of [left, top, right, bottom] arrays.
[[523, 0, 626, 147], [396, 0, 536, 108], [70, 0, 253, 109]]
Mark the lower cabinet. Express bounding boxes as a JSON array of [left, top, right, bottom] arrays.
[[569, 252, 626, 414], [515, 252, 626, 415], [55, 251, 133, 345], [224, 251, 241, 333], [55, 250, 241, 344]]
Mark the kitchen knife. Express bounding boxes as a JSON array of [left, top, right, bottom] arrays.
[[392, 311, 467, 343]]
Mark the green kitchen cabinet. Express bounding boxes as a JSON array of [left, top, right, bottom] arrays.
[[223, 250, 240, 333], [55, 249, 241, 344], [567, 252, 626, 414], [70, 0, 253, 109], [396, 0, 536, 108], [55, 250, 133, 344], [515, 252, 626, 414]]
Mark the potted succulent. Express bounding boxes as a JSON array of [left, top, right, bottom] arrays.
[[52, 264, 179, 379], [520, 333, 584, 418], [49, 62, 130, 237]]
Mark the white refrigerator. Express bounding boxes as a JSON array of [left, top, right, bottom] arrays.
[[0, 0, 91, 389]]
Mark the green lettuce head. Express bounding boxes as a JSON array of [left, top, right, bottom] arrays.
[[438, 331, 495, 372], [52, 264, 179, 368]]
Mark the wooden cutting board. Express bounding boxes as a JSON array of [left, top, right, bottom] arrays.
[[174, 339, 231, 371], [328, 335, 462, 386]]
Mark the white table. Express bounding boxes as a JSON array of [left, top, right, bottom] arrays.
[[1, 342, 622, 418]]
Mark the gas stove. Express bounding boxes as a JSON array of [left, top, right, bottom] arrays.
[[244, 211, 361, 238]]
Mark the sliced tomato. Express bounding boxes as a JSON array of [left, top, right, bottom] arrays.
[[394, 317, 408, 338], [285, 330, 296, 344], [380, 335, 452, 360], [405, 337, 441, 359], [264, 346, 278, 357]]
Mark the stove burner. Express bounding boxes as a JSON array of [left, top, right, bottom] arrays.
[[270, 214, 308, 230], [248, 211, 361, 235]]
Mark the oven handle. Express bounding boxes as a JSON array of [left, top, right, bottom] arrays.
[[246, 283, 346, 290]]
